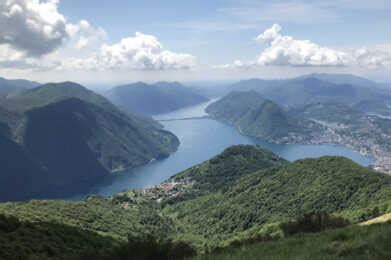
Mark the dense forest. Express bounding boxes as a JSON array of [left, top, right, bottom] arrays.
[[1, 145, 391, 259]]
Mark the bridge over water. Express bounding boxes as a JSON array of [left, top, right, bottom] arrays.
[[156, 116, 210, 122]]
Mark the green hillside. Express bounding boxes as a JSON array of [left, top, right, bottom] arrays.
[[1, 145, 391, 258], [24, 97, 178, 173], [164, 145, 287, 202], [206, 91, 323, 141], [3, 82, 113, 112], [292, 102, 365, 125], [195, 221, 391, 260], [0, 82, 179, 201], [0, 213, 119, 260], [205, 91, 266, 124], [162, 152, 391, 249]]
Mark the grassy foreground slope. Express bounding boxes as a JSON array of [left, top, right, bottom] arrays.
[[195, 221, 391, 260]]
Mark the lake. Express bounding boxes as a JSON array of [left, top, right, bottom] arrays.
[[72, 100, 374, 198]]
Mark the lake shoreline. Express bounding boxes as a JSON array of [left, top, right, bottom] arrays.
[[68, 101, 376, 199]]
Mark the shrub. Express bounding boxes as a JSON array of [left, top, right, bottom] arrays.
[[0, 214, 20, 233], [359, 206, 382, 222], [93, 234, 197, 260], [281, 212, 349, 236]]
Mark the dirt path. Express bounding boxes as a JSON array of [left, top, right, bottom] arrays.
[[359, 212, 391, 226]]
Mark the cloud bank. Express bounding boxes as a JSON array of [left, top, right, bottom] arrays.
[[0, 0, 196, 72], [64, 32, 196, 71], [218, 24, 391, 70]]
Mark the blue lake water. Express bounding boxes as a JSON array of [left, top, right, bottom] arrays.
[[72, 100, 374, 198]]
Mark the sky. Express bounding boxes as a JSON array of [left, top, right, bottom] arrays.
[[0, 0, 391, 85]]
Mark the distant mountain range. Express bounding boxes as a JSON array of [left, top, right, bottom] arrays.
[[0, 76, 40, 96], [194, 73, 391, 117], [0, 82, 179, 201], [228, 76, 391, 112], [106, 81, 208, 115], [296, 73, 381, 87]]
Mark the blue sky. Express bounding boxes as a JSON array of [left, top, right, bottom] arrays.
[[58, 0, 391, 63], [1, 0, 391, 84]]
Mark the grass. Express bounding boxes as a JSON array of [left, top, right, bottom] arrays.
[[194, 221, 391, 260]]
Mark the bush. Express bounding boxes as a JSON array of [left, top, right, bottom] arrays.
[[0, 214, 20, 233], [90, 234, 197, 260], [281, 212, 349, 236], [359, 206, 382, 222]]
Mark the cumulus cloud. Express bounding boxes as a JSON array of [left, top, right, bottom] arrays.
[[0, 3, 193, 72], [217, 24, 391, 70], [0, 0, 194, 72], [255, 24, 349, 66], [66, 19, 107, 50], [0, 0, 108, 71], [0, 43, 59, 70], [64, 32, 196, 71], [0, 0, 69, 56]]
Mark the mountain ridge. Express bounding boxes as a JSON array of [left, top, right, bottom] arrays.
[[0, 82, 179, 201], [106, 81, 209, 115], [206, 91, 324, 142]]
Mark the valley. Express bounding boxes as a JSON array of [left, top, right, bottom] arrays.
[[1, 2, 391, 259], [0, 73, 390, 260]]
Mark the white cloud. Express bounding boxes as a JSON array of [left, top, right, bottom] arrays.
[[63, 32, 196, 71], [0, 1, 108, 70], [66, 19, 107, 50], [0, 43, 60, 70], [213, 60, 254, 69], [0, 0, 68, 56], [353, 45, 391, 69], [217, 24, 391, 70], [0, 2, 193, 73], [75, 37, 89, 50], [256, 24, 282, 44], [255, 24, 349, 66]]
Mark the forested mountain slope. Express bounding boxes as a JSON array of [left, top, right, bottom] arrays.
[[1, 145, 391, 258], [0, 82, 179, 201]]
